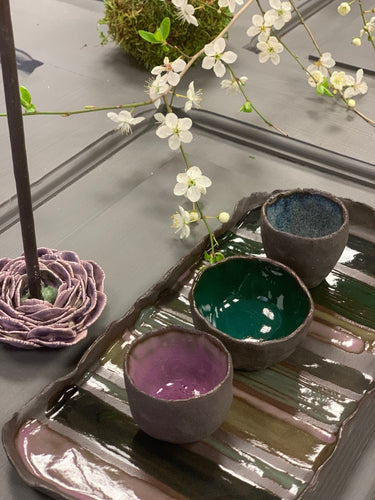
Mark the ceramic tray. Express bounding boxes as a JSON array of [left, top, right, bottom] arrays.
[[3, 191, 375, 500]]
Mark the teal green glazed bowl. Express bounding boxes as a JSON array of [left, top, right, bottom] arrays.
[[190, 256, 314, 371]]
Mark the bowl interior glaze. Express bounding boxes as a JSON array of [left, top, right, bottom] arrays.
[[193, 258, 311, 342], [265, 191, 344, 238], [127, 330, 229, 400]]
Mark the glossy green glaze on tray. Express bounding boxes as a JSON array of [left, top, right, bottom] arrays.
[[6, 194, 375, 500]]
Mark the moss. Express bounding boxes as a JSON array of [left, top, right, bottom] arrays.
[[99, 0, 231, 70], [21, 285, 58, 304]]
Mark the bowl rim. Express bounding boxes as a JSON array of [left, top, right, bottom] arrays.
[[124, 325, 233, 402], [261, 188, 349, 241], [190, 255, 314, 346]]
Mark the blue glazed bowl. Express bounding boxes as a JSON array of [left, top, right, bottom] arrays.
[[261, 189, 349, 288], [190, 256, 314, 371]]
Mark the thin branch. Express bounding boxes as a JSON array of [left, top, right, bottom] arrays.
[[227, 64, 288, 135], [0, 99, 155, 117], [289, 0, 322, 56], [358, 0, 375, 51]]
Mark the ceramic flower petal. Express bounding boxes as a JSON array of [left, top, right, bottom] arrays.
[[0, 248, 107, 349]]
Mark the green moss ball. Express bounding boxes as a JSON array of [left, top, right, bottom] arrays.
[[99, 0, 231, 70]]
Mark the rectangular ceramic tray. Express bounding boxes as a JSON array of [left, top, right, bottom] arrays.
[[2, 191, 375, 500]]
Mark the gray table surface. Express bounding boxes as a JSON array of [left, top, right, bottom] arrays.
[[0, 0, 374, 499]]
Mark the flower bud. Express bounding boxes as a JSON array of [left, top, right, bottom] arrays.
[[189, 210, 199, 222], [347, 99, 356, 108], [218, 211, 230, 223], [337, 2, 351, 15], [352, 37, 362, 46]]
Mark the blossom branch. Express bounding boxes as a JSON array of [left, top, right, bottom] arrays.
[[0, 100, 155, 117], [288, 0, 322, 56], [226, 63, 288, 135], [173, 0, 256, 84], [288, 0, 374, 125], [358, 0, 375, 50], [196, 201, 219, 259]]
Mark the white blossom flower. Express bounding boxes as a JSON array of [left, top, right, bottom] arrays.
[[155, 112, 193, 150], [151, 57, 186, 86], [172, 0, 198, 26], [221, 76, 248, 93], [154, 112, 166, 126], [148, 74, 169, 108], [218, 0, 244, 14], [352, 37, 362, 46], [347, 98, 356, 107], [256, 36, 283, 65], [107, 110, 145, 134], [218, 211, 230, 223], [267, 0, 292, 29], [246, 13, 276, 39], [307, 52, 335, 78], [202, 38, 238, 78], [171, 206, 191, 239], [330, 71, 349, 91], [337, 2, 351, 15], [343, 69, 368, 98], [360, 16, 375, 36], [184, 81, 202, 112], [307, 69, 325, 88], [173, 166, 212, 202]]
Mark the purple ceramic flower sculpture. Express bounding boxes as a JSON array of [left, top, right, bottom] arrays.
[[0, 247, 107, 348]]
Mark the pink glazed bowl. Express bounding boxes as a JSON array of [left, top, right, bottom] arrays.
[[124, 326, 233, 443]]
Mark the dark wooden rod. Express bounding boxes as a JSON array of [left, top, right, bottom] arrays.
[[0, 0, 42, 299]]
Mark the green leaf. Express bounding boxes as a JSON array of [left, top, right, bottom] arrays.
[[213, 252, 225, 262], [154, 30, 163, 42], [204, 251, 211, 261], [19, 86, 36, 112], [139, 18, 170, 46], [316, 83, 333, 97], [239, 101, 252, 113], [159, 17, 171, 40], [138, 30, 158, 44], [25, 104, 36, 113], [20, 86, 32, 107], [20, 86, 31, 104], [315, 77, 334, 98], [323, 87, 334, 97]]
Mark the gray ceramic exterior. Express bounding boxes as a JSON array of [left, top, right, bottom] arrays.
[[260, 188, 350, 288], [124, 326, 233, 444], [190, 256, 314, 371]]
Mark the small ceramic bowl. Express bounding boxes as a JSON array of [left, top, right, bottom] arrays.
[[124, 326, 233, 443], [190, 256, 314, 371], [261, 188, 349, 288]]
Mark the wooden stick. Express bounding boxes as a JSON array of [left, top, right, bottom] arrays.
[[0, 0, 42, 299]]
